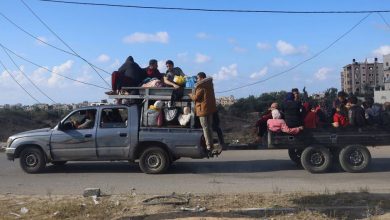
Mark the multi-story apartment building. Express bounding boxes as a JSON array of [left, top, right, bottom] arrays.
[[384, 54, 390, 91], [341, 58, 384, 94]]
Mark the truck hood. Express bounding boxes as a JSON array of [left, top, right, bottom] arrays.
[[10, 128, 52, 139]]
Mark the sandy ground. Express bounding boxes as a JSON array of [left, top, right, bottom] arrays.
[[1, 192, 390, 219]]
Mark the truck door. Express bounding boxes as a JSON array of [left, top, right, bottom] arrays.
[[50, 109, 97, 160], [96, 107, 130, 159]]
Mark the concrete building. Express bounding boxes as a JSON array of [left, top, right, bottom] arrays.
[[216, 95, 236, 107], [384, 54, 390, 90], [341, 58, 384, 95]]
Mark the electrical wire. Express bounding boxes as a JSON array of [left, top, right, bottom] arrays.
[[217, 13, 372, 94], [1, 43, 110, 90], [0, 11, 111, 75], [1, 44, 57, 103], [38, 0, 390, 14], [0, 59, 41, 103], [378, 12, 390, 30], [21, 0, 111, 87]]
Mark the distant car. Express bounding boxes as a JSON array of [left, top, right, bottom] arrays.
[[6, 104, 212, 174]]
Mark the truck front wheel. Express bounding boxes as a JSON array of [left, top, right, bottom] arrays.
[[301, 146, 332, 173], [139, 147, 170, 174], [19, 147, 46, 174], [339, 145, 371, 173]]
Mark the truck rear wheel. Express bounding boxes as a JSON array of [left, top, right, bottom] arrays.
[[288, 148, 303, 166], [339, 145, 371, 173], [19, 147, 46, 174], [301, 146, 332, 173], [139, 147, 170, 174]]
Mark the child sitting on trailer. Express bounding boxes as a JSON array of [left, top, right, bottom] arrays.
[[267, 109, 304, 135]]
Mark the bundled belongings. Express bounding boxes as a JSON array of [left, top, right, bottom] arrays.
[[143, 101, 164, 127], [141, 77, 163, 88], [178, 107, 192, 126], [185, 76, 197, 88]]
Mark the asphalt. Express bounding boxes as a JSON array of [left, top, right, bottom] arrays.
[[1, 147, 390, 195]]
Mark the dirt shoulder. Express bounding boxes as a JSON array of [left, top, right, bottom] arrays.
[[1, 192, 390, 219]]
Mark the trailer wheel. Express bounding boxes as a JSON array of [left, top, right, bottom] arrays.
[[339, 145, 371, 173], [139, 147, 170, 174], [288, 148, 303, 166], [19, 147, 46, 174], [301, 146, 332, 173]]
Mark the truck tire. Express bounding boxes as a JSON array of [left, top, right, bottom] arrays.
[[19, 147, 46, 174], [288, 148, 303, 166], [339, 145, 371, 173], [51, 161, 67, 166], [301, 146, 332, 173], [139, 147, 170, 174]]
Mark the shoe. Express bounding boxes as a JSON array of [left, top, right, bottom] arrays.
[[105, 91, 117, 95], [212, 144, 223, 154]]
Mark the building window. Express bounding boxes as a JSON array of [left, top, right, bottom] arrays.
[[356, 82, 359, 84], [386, 62, 389, 67]]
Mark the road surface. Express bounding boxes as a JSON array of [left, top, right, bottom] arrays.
[[1, 147, 390, 195]]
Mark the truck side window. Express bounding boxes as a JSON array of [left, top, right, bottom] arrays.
[[100, 108, 128, 128], [63, 109, 96, 130]]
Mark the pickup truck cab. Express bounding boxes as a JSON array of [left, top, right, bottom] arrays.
[[6, 100, 210, 174]]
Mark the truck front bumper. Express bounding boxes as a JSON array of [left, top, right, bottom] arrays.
[[5, 148, 15, 161]]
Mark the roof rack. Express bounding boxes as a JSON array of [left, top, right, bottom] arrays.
[[107, 87, 193, 101]]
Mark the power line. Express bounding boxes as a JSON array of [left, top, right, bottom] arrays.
[[0, 59, 41, 103], [378, 12, 390, 30], [1, 44, 57, 103], [0, 11, 111, 75], [38, 0, 390, 14], [1, 43, 110, 90], [217, 13, 371, 94], [21, 0, 111, 87]]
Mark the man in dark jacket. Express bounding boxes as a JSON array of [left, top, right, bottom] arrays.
[[189, 72, 219, 153], [282, 92, 303, 128], [105, 56, 145, 95], [348, 96, 366, 127], [118, 56, 145, 87], [144, 59, 163, 80]]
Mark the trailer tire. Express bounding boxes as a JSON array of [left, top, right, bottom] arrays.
[[19, 147, 46, 174], [139, 147, 170, 174], [339, 145, 371, 173], [301, 146, 332, 173], [288, 148, 303, 166]]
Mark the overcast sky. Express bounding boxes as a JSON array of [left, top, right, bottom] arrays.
[[0, 0, 389, 105]]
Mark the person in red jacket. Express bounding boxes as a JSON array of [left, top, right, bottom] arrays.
[[332, 103, 349, 127]]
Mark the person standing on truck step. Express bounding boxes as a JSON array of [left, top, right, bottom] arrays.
[[189, 72, 220, 153], [164, 60, 185, 89]]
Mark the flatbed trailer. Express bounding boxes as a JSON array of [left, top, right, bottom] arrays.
[[267, 127, 390, 173]]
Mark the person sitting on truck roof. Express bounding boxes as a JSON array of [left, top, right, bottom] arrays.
[[164, 60, 185, 89], [267, 109, 303, 135], [144, 59, 163, 80], [105, 56, 146, 95], [332, 91, 348, 116]]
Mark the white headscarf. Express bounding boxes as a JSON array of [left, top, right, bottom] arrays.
[[271, 109, 281, 119]]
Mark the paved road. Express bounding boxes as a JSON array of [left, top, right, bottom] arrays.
[[1, 147, 390, 195]]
